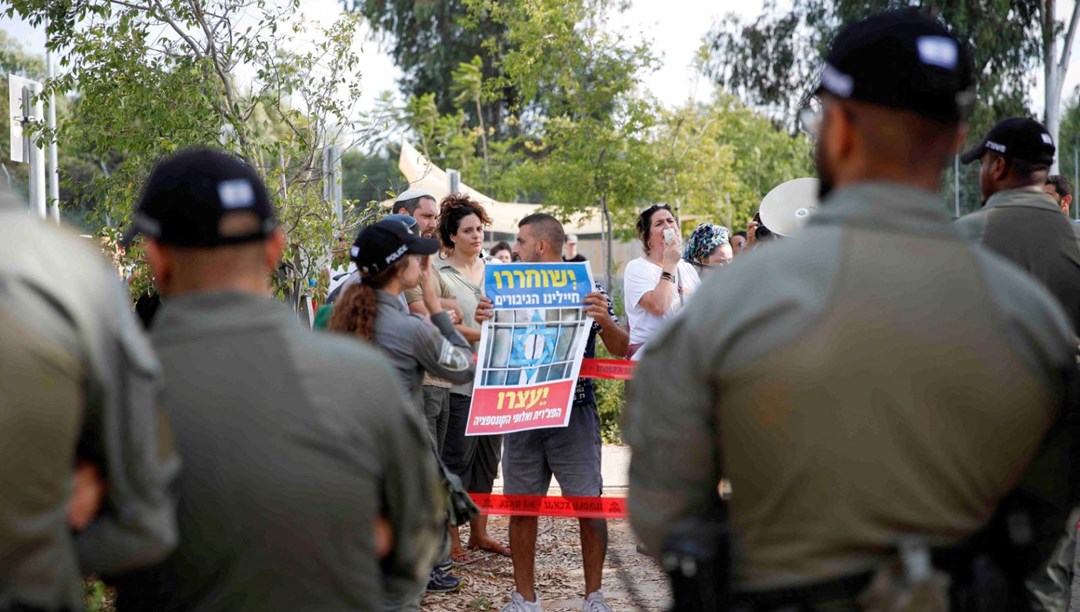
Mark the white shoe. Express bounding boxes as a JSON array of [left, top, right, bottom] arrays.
[[583, 589, 612, 612], [500, 591, 543, 612]]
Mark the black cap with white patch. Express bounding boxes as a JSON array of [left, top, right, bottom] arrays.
[[121, 148, 277, 248], [819, 10, 975, 122], [960, 117, 1056, 166]]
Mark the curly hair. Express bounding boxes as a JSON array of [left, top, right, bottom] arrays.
[[437, 193, 492, 250], [636, 203, 673, 255], [327, 258, 408, 342]]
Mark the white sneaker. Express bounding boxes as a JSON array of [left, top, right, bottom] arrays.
[[583, 589, 612, 612], [500, 591, 543, 612]]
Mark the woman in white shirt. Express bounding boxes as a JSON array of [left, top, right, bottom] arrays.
[[623, 203, 700, 358]]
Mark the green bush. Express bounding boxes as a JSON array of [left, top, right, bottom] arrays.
[[594, 344, 627, 444]]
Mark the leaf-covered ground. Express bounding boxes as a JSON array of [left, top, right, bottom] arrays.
[[422, 516, 671, 611]]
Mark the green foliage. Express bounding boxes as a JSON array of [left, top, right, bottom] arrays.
[[658, 96, 814, 231], [340, 149, 404, 206], [82, 578, 112, 612], [7, 0, 373, 304], [703, 0, 1040, 132], [593, 343, 625, 444], [346, 0, 512, 138]]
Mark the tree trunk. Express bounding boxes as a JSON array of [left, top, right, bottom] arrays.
[[1043, 0, 1080, 174], [601, 194, 613, 293]]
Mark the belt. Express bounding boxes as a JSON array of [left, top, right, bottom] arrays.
[[731, 571, 874, 611]]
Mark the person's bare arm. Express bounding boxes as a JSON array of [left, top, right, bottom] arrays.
[[67, 461, 106, 531], [584, 291, 629, 358], [636, 241, 683, 316]]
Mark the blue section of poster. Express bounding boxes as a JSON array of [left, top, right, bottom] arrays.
[[485, 262, 591, 309]]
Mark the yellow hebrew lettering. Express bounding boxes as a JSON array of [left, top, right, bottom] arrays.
[[495, 270, 514, 289], [525, 269, 542, 287], [496, 392, 506, 411], [512, 270, 526, 287]]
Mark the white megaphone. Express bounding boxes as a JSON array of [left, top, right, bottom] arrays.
[[758, 178, 820, 237]]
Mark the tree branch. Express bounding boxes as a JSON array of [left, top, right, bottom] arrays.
[[1059, 0, 1080, 71]]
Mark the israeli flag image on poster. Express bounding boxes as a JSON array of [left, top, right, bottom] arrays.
[[466, 262, 594, 435]]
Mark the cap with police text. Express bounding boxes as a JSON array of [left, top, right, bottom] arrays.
[[819, 10, 974, 122], [121, 148, 277, 247], [960, 117, 1056, 166], [351, 218, 439, 276]]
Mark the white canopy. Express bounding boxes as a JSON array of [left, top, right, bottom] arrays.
[[391, 139, 605, 236]]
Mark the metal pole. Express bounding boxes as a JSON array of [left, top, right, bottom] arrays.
[[46, 34, 60, 223], [954, 154, 960, 218], [23, 86, 46, 219], [448, 169, 460, 195]]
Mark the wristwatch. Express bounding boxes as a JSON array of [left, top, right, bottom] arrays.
[[660, 271, 675, 283]]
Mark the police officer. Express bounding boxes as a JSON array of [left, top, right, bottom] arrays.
[[626, 11, 1078, 610], [119, 148, 443, 610], [0, 188, 178, 610], [955, 117, 1080, 334]]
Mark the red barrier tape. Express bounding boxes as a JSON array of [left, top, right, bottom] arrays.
[[471, 355, 636, 381], [579, 358, 635, 381], [471, 493, 628, 519]]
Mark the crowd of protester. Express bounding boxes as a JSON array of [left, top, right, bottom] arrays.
[[10, 7, 1080, 612]]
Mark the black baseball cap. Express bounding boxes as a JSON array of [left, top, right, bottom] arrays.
[[960, 117, 1056, 165], [350, 218, 439, 276], [121, 148, 277, 248], [818, 10, 975, 122]]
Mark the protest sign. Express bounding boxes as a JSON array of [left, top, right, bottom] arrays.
[[466, 261, 594, 435]]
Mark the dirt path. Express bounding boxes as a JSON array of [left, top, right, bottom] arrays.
[[421, 516, 671, 611]]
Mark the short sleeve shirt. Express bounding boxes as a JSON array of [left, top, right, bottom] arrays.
[[623, 257, 700, 345]]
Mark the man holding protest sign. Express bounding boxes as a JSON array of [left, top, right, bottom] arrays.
[[475, 213, 627, 612]]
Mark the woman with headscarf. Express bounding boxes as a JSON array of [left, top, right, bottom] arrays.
[[683, 222, 733, 278]]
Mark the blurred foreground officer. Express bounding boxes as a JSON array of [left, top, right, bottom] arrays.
[[118, 148, 442, 611], [0, 189, 178, 610], [956, 118, 1080, 334], [627, 11, 1079, 611]]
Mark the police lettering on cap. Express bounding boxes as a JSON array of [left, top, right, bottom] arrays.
[[818, 10, 975, 122], [121, 148, 277, 247], [351, 219, 440, 276], [960, 117, 1056, 166]]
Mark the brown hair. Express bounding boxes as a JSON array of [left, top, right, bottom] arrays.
[[636, 203, 672, 254], [437, 193, 492, 249], [328, 258, 408, 342]]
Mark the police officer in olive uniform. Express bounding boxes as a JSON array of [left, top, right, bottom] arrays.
[[626, 11, 1079, 610], [119, 148, 443, 611], [955, 117, 1080, 335], [0, 188, 178, 611]]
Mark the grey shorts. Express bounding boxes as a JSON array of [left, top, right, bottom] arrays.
[[502, 400, 603, 497]]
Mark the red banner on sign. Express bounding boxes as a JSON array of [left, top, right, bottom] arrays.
[[579, 358, 635, 381], [466, 380, 575, 435], [471, 493, 628, 519]]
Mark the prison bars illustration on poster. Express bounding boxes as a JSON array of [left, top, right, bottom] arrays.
[[466, 261, 595, 435]]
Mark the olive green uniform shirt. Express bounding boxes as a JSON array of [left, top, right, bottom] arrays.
[[148, 292, 442, 611], [626, 183, 1077, 591], [0, 193, 178, 610], [955, 187, 1080, 335]]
